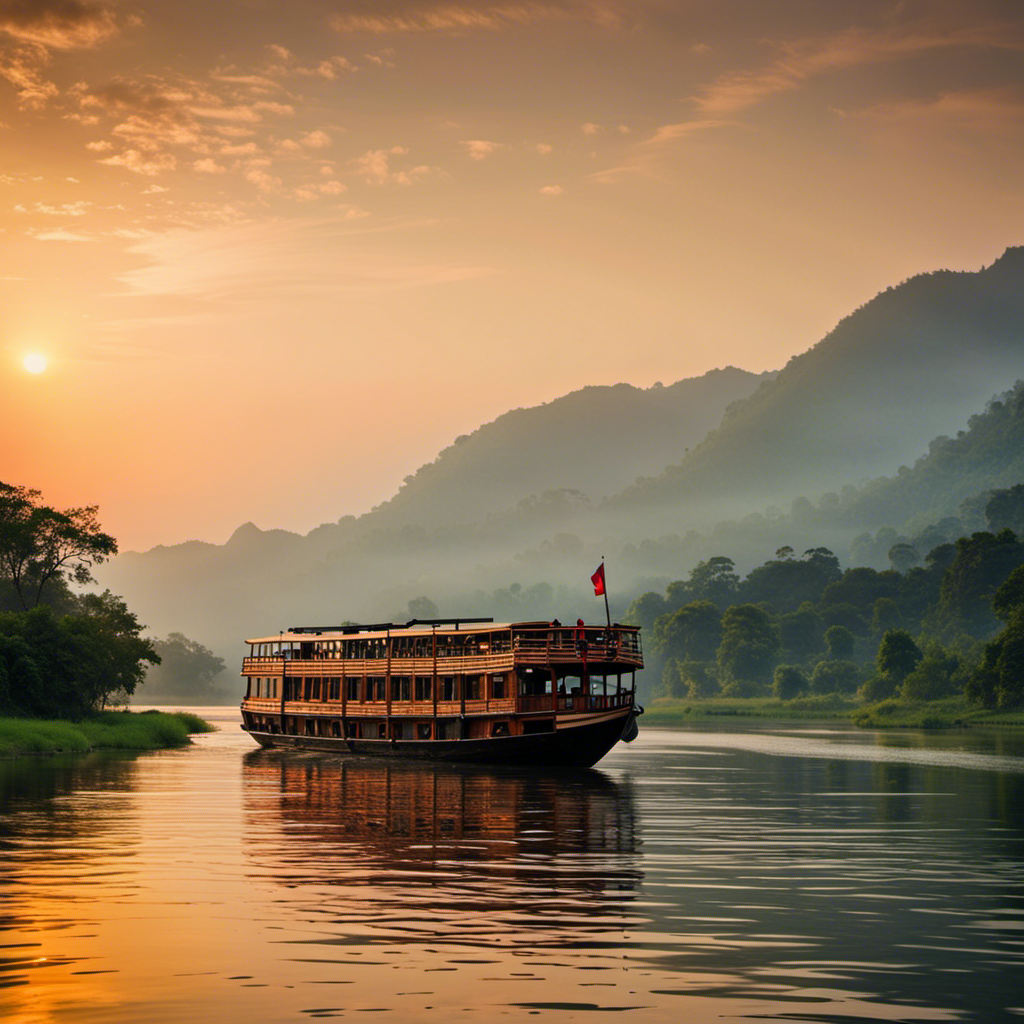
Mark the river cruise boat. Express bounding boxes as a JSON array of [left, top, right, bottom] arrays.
[[240, 618, 643, 767]]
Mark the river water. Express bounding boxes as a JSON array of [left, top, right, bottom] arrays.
[[1, 710, 1022, 1023]]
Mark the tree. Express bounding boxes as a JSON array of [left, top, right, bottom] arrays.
[[985, 484, 1024, 536], [900, 644, 962, 701], [778, 603, 824, 661], [871, 597, 903, 635], [717, 604, 780, 686], [810, 660, 861, 695], [824, 624, 855, 660], [773, 664, 807, 700], [0, 482, 117, 610], [686, 556, 740, 610], [654, 601, 721, 664], [140, 632, 227, 703], [888, 542, 920, 574], [876, 629, 923, 684]]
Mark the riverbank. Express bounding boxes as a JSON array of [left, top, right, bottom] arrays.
[[644, 696, 1024, 729], [0, 710, 215, 758]]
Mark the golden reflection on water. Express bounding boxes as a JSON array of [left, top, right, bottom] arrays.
[[1, 716, 1023, 1023]]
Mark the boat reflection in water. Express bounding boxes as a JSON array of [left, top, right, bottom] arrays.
[[241, 752, 643, 966]]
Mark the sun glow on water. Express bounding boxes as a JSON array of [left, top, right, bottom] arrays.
[[23, 352, 47, 374]]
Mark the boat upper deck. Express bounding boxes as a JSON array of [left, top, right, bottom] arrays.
[[241, 619, 642, 678]]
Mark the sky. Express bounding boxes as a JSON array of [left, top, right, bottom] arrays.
[[2, 0, 1023, 551]]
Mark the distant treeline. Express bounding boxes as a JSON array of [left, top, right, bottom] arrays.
[[622, 528, 1024, 710]]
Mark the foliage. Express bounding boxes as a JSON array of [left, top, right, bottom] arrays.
[[0, 482, 117, 611], [0, 600, 158, 718], [810, 659, 861, 695], [653, 600, 721, 664], [777, 603, 825, 660], [772, 664, 807, 700], [716, 604, 779, 685], [824, 624, 855, 660], [900, 644, 963, 701], [876, 629, 923, 683], [138, 632, 227, 703]]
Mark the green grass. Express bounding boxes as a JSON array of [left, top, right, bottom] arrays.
[[644, 695, 857, 724], [0, 711, 215, 758], [645, 694, 1024, 730]]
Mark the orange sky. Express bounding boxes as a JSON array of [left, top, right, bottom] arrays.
[[2, 0, 1023, 550]]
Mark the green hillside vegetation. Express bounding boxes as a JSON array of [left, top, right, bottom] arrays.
[[624, 525, 1024, 719]]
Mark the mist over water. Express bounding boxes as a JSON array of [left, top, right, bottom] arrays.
[[1, 713, 1022, 1022]]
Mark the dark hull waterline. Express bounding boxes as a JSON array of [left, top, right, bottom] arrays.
[[244, 707, 638, 768]]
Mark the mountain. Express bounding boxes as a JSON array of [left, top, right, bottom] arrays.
[[604, 247, 1024, 534], [366, 367, 771, 528]]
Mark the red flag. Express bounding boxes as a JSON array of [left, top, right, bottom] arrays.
[[590, 563, 606, 597]]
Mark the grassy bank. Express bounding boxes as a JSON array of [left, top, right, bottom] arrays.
[[0, 710, 215, 758], [644, 695, 857, 724], [644, 695, 1024, 729]]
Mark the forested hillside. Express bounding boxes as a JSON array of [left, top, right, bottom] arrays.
[[605, 247, 1024, 535], [367, 367, 769, 528]]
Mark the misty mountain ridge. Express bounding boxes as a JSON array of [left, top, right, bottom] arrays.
[[99, 246, 1024, 676], [364, 367, 772, 529], [601, 246, 1024, 536]]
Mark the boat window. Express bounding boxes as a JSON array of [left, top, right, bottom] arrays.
[[491, 674, 505, 700], [346, 677, 361, 701], [440, 676, 458, 701], [414, 676, 432, 701], [367, 676, 386, 701], [416, 722, 432, 740], [464, 675, 482, 700], [392, 676, 411, 701]]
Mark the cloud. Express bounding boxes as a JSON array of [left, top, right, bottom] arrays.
[[330, 1, 625, 35], [0, 45, 57, 108], [0, 0, 119, 50], [28, 227, 91, 241], [581, 122, 601, 135], [460, 139, 505, 160], [539, 184, 562, 196], [842, 87, 1024, 134], [693, 22, 1024, 117], [194, 158, 227, 173], [352, 145, 432, 184], [535, 142, 553, 154], [99, 148, 177, 176], [301, 129, 331, 149]]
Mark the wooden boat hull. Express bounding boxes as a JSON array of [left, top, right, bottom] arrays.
[[243, 705, 638, 768]]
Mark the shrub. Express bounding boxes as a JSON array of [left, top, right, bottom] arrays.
[[772, 665, 808, 700], [810, 659, 861, 695]]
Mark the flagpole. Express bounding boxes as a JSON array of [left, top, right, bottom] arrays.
[[602, 557, 611, 632]]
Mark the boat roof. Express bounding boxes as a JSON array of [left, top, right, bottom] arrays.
[[245, 619, 635, 645]]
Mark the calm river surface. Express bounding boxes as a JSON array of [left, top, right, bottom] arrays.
[[2, 710, 1023, 1023]]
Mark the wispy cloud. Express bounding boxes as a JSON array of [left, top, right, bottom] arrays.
[[330, 1, 625, 35], [460, 139, 506, 160], [841, 87, 1024, 134], [352, 146, 432, 185], [0, 0, 119, 50], [693, 22, 1024, 117]]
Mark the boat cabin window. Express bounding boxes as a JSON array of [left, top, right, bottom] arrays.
[[367, 676, 385, 701], [491, 674, 505, 699], [392, 676, 411, 701], [518, 668, 551, 696], [346, 677, 361, 701], [414, 676, 432, 701], [440, 676, 458, 701], [464, 675, 482, 700]]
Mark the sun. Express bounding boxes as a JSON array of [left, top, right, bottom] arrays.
[[23, 353, 47, 374]]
